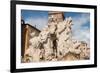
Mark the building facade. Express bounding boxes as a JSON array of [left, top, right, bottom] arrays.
[[21, 20, 40, 58]]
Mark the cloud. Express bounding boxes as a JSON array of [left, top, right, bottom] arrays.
[[71, 13, 90, 46], [25, 17, 48, 30]]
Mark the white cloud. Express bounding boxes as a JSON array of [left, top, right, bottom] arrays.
[[71, 14, 90, 46], [25, 17, 48, 30]]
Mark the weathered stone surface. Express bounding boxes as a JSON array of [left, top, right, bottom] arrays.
[[23, 12, 90, 63]]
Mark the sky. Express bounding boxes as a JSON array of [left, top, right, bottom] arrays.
[[21, 10, 90, 46]]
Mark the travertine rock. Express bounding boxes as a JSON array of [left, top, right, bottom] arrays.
[[25, 46, 41, 62], [29, 32, 41, 49], [56, 17, 73, 59], [23, 14, 90, 62], [39, 29, 54, 61]]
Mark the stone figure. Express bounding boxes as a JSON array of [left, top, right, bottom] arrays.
[[48, 22, 57, 35], [69, 40, 81, 54], [39, 28, 54, 61], [56, 17, 73, 59], [29, 32, 41, 49], [79, 43, 90, 59]]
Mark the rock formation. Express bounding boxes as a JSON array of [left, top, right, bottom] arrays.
[[23, 12, 90, 63]]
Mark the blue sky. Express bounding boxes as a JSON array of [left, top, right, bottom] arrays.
[[21, 10, 90, 46]]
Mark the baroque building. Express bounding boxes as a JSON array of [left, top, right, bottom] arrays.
[[21, 20, 40, 59]]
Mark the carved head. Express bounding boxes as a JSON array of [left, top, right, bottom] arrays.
[[39, 30, 50, 43]]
